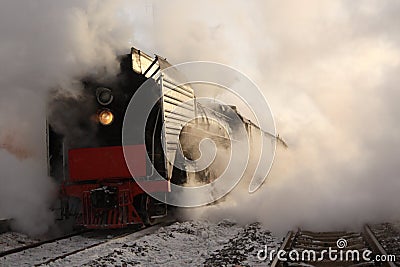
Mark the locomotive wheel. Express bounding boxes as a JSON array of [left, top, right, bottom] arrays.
[[138, 194, 157, 226]]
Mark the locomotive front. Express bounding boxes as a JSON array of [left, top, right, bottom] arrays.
[[47, 48, 186, 228]]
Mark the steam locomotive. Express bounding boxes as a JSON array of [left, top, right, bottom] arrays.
[[47, 47, 277, 229]]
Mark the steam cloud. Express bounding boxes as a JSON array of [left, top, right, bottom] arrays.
[[132, 0, 400, 234], [0, 0, 135, 235], [1, 0, 400, 235]]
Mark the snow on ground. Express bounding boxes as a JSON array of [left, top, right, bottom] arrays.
[[0, 232, 114, 266], [0, 231, 39, 252], [369, 221, 400, 265], [46, 220, 281, 267]]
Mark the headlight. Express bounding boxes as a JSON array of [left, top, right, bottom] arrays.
[[96, 87, 113, 105], [98, 109, 114, 125]]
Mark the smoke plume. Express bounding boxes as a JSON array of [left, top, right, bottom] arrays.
[[0, 0, 135, 235], [1, 0, 400, 236], [132, 0, 400, 234]]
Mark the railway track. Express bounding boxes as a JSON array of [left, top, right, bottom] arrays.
[[270, 224, 397, 267], [0, 229, 90, 258], [0, 222, 173, 267], [369, 223, 400, 266]]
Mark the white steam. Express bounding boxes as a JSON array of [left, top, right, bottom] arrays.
[[1, 0, 400, 235], [0, 0, 135, 235], [132, 0, 400, 234]]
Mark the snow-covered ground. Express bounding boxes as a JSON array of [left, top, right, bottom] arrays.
[[0, 231, 112, 266], [2, 220, 400, 266], [73, 220, 280, 267], [369, 222, 400, 265], [7, 220, 280, 267], [0, 231, 39, 252]]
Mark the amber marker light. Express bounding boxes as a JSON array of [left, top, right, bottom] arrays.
[[98, 109, 114, 125]]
